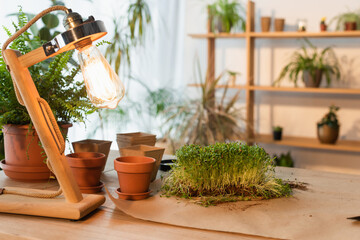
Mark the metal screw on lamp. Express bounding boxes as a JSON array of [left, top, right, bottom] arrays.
[[0, 6, 124, 219]]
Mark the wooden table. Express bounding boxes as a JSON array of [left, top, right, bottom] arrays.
[[0, 151, 261, 240]]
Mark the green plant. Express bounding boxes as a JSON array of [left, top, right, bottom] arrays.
[[164, 67, 245, 146], [162, 142, 291, 206], [273, 126, 283, 132], [273, 152, 294, 167], [318, 105, 340, 128], [0, 8, 95, 129], [104, 0, 152, 75], [275, 39, 341, 87], [208, 0, 245, 33], [330, 11, 360, 30]]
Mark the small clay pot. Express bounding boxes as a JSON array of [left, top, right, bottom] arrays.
[[66, 152, 106, 193], [119, 145, 165, 182], [72, 139, 112, 171], [345, 22, 357, 31], [317, 125, 339, 144], [261, 17, 271, 32], [320, 23, 327, 32], [274, 18, 285, 31], [114, 156, 155, 194], [303, 69, 323, 88]]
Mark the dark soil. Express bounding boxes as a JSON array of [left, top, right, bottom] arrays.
[[285, 181, 309, 191]]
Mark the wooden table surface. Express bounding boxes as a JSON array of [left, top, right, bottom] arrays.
[[0, 151, 265, 240]]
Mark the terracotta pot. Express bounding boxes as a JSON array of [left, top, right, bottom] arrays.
[[317, 124, 339, 144], [303, 69, 323, 88], [320, 23, 327, 32], [2, 124, 71, 181], [261, 17, 271, 32], [120, 145, 165, 182], [66, 152, 106, 193], [345, 22, 357, 31], [72, 139, 112, 171], [114, 156, 155, 194], [116, 132, 156, 153], [274, 18, 285, 31]]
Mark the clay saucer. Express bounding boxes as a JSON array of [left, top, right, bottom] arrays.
[[116, 188, 151, 200], [0, 159, 53, 182], [79, 182, 104, 194]]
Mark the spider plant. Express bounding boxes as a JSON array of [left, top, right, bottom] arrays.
[[275, 39, 340, 87], [164, 65, 245, 146], [162, 142, 291, 206], [330, 11, 360, 30], [208, 0, 246, 33]]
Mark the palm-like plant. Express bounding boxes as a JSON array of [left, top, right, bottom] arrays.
[[275, 39, 341, 87], [165, 67, 245, 146], [208, 0, 245, 33]]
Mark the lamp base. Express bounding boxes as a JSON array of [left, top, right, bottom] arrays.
[[0, 187, 105, 220]]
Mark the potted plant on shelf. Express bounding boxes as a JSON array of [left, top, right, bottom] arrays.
[[0, 9, 95, 181], [320, 17, 327, 32], [162, 142, 291, 206], [208, 0, 246, 33], [317, 105, 340, 144], [273, 126, 283, 141], [330, 11, 360, 31], [275, 39, 341, 88]]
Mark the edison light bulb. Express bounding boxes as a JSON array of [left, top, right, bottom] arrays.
[[78, 45, 125, 109]]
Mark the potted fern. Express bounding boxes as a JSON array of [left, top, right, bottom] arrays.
[[275, 39, 341, 88], [0, 9, 95, 181], [208, 0, 246, 33], [317, 105, 340, 144]]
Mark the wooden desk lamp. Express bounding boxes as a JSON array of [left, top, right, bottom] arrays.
[[0, 6, 124, 219]]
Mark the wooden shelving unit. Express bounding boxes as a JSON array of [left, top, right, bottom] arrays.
[[189, 0, 360, 153], [255, 134, 360, 153]]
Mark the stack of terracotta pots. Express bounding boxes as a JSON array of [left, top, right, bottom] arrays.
[[115, 132, 164, 200], [67, 139, 112, 193]]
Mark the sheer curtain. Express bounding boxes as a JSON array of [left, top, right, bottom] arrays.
[[68, 0, 186, 150]]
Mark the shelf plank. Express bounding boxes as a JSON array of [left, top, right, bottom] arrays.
[[249, 86, 360, 94], [188, 83, 247, 89], [189, 84, 360, 94], [189, 31, 360, 39], [251, 31, 360, 38], [255, 134, 360, 153], [188, 33, 247, 38]]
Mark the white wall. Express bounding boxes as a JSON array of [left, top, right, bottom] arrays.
[[184, 0, 360, 174], [0, 0, 185, 152]]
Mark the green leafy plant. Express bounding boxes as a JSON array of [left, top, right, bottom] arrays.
[[273, 152, 294, 167], [104, 0, 152, 75], [330, 11, 360, 30], [317, 105, 340, 128], [164, 67, 245, 146], [208, 0, 246, 33], [273, 126, 283, 132], [275, 39, 341, 87], [0, 8, 95, 129], [162, 142, 291, 206]]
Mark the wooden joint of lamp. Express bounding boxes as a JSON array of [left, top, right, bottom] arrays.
[[0, 6, 123, 220]]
